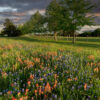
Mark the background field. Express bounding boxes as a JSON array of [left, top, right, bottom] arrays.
[[1, 36, 100, 55]]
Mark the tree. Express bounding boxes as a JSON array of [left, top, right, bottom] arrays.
[[46, 0, 95, 43], [61, 0, 95, 43], [92, 28, 100, 37], [31, 11, 46, 33], [78, 31, 92, 37], [4, 18, 13, 28], [2, 18, 22, 37], [46, 0, 62, 40], [20, 11, 46, 34]]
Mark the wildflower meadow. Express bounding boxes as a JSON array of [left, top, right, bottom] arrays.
[[0, 0, 100, 99], [0, 36, 100, 100]]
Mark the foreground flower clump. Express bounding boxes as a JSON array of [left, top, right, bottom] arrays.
[[0, 44, 100, 100]]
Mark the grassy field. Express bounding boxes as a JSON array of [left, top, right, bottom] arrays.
[[1, 36, 100, 57], [1, 36, 100, 51], [0, 36, 100, 100]]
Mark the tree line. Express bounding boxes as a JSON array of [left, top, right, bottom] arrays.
[[0, 0, 95, 43], [78, 28, 100, 37]]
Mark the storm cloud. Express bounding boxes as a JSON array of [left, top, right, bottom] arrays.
[[0, 0, 51, 26], [0, 0, 99, 27]]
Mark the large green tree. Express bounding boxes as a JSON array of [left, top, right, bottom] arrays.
[[21, 11, 46, 34], [46, 0, 62, 40], [46, 0, 95, 43], [31, 11, 46, 33], [61, 0, 94, 43]]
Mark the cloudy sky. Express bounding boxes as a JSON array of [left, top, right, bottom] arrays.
[[0, 0, 100, 28]]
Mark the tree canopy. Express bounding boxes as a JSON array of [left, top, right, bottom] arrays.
[[46, 0, 95, 43], [20, 11, 46, 34]]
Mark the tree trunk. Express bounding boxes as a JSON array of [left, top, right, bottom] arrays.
[[63, 31, 67, 36], [54, 32, 57, 41], [72, 31, 75, 44]]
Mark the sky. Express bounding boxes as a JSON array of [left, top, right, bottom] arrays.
[[0, 0, 100, 29]]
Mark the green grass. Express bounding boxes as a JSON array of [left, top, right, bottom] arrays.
[[1, 35, 100, 61], [1, 36, 100, 55], [0, 36, 100, 100], [1, 36, 100, 49]]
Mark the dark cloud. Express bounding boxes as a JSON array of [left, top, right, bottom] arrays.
[[0, 0, 51, 26], [90, 0, 100, 13], [0, 0, 100, 27], [0, 0, 51, 12]]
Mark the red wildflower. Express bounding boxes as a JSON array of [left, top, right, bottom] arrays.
[[84, 83, 87, 90], [12, 97, 16, 100], [45, 82, 51, 93]]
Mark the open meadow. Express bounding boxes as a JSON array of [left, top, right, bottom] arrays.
[[0, 36, 100, 100], [0, 0, 100, 99]]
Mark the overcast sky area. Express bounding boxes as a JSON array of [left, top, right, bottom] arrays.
[[0, 0, 100, 29]]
